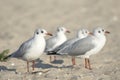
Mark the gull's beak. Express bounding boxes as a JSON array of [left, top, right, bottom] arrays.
[[89, 32, 93, 35], [105, 31, 110, 34], [66, 30, 70, 33], [46, 33, 53, 36]]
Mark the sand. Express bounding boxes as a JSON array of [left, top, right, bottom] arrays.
[[0, 0, 120, 80]]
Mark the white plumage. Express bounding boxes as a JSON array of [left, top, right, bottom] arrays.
[[48, 27, 110, 69], [45, 27, 70, 62], [10, 28, 52, 72], [52, 29, 90, 65]]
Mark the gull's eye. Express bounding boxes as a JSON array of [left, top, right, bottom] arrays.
[[98, 31, 101, 33], [41, 31, 44, 33], [85, 31, 88, 33], [102, 29, 104, 32]]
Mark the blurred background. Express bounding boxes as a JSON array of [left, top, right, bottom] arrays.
[[0, 0, 119, 56], [0, 0, 120, 80]]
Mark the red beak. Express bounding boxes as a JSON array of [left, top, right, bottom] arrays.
[[89, 32, 93, 35], [105, 31, 110, 34], [46, 33, 53, 36], [66, 30, 70, 33]]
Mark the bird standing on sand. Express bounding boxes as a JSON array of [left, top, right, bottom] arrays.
[[52, 29, 90, 65], [48, 27, 110, 70], [45, 27, 70, 62], [7, 28, 52, 72]]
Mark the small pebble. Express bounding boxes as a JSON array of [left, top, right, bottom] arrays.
[[58, 68, 62, 71], [38, 72, 42, 75], [11, 63, 15, 66]]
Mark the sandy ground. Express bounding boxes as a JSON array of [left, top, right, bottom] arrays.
[[0, 0, 120, 80]]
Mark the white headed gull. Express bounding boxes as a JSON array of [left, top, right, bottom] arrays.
[[51, 29, 90, 65], [48, 27, 110, 70], [45, 27, 70, 62], [7, 28, 52, 72]]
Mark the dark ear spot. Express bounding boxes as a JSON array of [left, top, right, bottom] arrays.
[[102, 29, 104, 32], [98, 31, 101, 33], [41, 31, 44, 33], [36, 32, 39, 34]]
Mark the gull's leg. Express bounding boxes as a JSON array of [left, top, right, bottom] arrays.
[[72, 56, 74, 65], [32, 60, 35, 71], [54, 56, 56, 61], [73, 56, 76, 65], [50, 56, 52, 62], [85, 58, 88, 69], [27, 61, 29, 72], [88, 59, 92, 70], [72, 56, 76, 65]]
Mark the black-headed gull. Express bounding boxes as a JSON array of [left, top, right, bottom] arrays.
[[48, 27, 110, 70], [51, 29, 90, 65], [45, 27, 70, 62], [7, 28, 52, 72]]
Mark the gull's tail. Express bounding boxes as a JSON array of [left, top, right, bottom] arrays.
[[4, 50, 18, 60], [4, 54, 13, 60]]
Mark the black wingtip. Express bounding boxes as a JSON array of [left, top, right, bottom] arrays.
[[47, 51, 60, 55], [3, 54, 12, 60]]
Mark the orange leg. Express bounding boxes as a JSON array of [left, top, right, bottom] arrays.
[[27, 61, 29, 72], [87, 59, 92, 70], [32, 61, 35, 71], [54, 56, 56, 61], [85, 58, 88, 69], [72, 56, 76, 65], [50, 56, 52, 62]]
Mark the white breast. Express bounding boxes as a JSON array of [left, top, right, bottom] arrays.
[[84, 36, 106, 58], [46, 32, 67, 51], [23, 37, 46, 61]]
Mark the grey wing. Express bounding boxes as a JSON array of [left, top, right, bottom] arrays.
[[45, 36, 57, 52], [54, 38, 78, 52], [58, 37, 95, 56], [12, 38, 33, 57]]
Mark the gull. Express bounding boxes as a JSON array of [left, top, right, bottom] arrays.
[[45, 27, 70, 62], [7, 28, 52, 72], [48, 27, 110, 70], [51, 29, 90, 65]]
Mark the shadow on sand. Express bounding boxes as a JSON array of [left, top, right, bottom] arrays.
[[34, 59, 58, 69], [50, 59, 64, 64], [0, 66, 16, 72], [34, 59, 74, 69]]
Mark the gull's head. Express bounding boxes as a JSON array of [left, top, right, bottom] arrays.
[[57, 27, 70, 33], [34, 28, 52, 37], [77, 29, 89, 39], [93, 27, 110, 37]]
